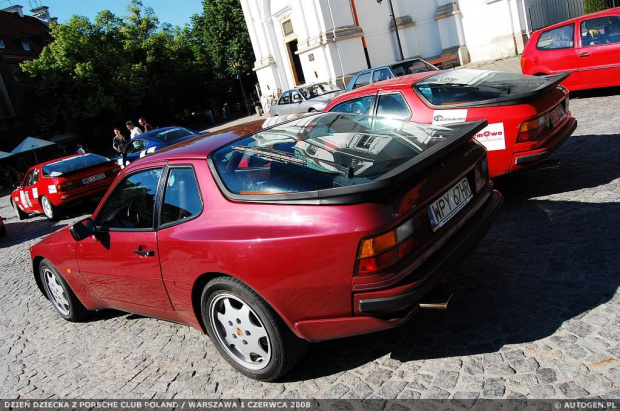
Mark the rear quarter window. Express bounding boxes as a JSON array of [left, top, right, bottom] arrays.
[[537, 24, 575, 50]]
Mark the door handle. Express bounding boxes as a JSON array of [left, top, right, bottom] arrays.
[[134, 249, 155, 257], [579, 53, 590, 57]]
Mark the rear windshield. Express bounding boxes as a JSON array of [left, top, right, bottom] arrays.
[[42, 154, 110, 177], [414, 69, 551, 106], [211, 113, 459, 196], [298, 83, 341, 99], [150, 128, 194, 142]]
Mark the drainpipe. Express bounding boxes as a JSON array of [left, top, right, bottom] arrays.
[[350, 0, 371, 68], [507, 0, 519, 55]]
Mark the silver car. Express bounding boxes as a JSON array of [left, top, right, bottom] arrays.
[[269, 82, 343, 116]]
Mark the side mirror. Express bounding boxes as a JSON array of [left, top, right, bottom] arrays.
[[70, 217, 97, 241]]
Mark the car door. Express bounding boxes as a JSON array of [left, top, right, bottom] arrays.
[[283, 91, 304, 115], [76, 166, 173, 311], [533, 23, 581, 86], [17, 168, 41, 213], [576, 14, 620, 88]]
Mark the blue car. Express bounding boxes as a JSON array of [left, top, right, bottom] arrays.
[[119, 126, 201, 167]]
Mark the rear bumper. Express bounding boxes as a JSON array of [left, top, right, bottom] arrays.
[[512, 117, 577, 170], [293, 190, 503, 342], [54, 182, 111, 207]]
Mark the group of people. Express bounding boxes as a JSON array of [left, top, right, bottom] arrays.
[[112, 117, 153, 154]]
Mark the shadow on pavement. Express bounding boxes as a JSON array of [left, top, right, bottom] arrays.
[[284, 151, 620, 381]]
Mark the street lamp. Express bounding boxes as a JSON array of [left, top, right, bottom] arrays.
[[377, 0, 404, 61], [233, 61, 252, 116]]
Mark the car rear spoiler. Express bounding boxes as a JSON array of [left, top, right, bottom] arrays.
[[420, 72, 571, 109], [209, 119, 488, 206]]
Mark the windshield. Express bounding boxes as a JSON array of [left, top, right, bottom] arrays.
[[298, 83, 341, 99], [414, 69, 552, 106], [150, 128, 194, 142], [42, 154, 110, 177], [211, 113, 458, 195]]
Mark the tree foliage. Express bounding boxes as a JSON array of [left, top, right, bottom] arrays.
[[18, 0, 257, 152], [584, 0, 607, 14]]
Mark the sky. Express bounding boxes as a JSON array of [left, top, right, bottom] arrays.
[[14, 0, 204, 28]]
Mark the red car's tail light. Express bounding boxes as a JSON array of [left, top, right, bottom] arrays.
[[56, 181, 76, 192], [356, 219, 414, 276], [520, 56, 526, 71], [517, 112, 549, 143]]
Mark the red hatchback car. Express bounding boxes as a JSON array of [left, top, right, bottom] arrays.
[[325, 70, 577, 178], [11, 153, 121, 220], [30, 113, 502, 380], [522, 8, 620, 91]]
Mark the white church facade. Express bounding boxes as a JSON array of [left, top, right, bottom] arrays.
[[240, 0, 530, 106]]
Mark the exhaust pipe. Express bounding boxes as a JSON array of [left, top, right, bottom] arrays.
[[419, 284, 454, 310]]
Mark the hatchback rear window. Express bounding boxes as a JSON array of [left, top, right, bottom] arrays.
[[211, 113, 461, 196], [414, 69, 552, 106], [42, 154, 111, 177]]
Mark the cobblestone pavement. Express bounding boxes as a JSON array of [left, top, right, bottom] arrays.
[[0, 60, 619, 399]]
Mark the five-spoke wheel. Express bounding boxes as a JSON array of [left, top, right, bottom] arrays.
[[40, 196, 57, 220], [39, 259, 87, 321], [201, 277, 308, 381]]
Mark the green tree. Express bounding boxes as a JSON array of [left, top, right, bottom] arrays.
[[19, 0, 213, 152], [584, 0, 607, 14], [192, 0, 257, 106]]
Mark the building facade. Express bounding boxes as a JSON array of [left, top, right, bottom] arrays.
[[240, 0, 530, 107], [0, 5, 54, 150]]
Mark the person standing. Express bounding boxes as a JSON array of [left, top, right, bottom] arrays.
[[139, 117, 153, 131], [76, 144, 85, 154], [113, 128, 127, 153], [126, 120, 142, 139]]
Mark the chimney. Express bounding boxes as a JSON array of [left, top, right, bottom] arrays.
[[30, 5, 52, 25], [2, 4, 24, 17]]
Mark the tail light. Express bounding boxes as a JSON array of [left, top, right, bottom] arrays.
[[356, 219, 415, 276], [520, 56, 526, 71], [474, 156, 489, 193], [56, 181, 76, 192], [517, 112, 550, 143]]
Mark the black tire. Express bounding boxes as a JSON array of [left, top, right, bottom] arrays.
[[12, 199, 27, 220], [308, 108, 317, 112], [201, 276, 308, 381], [40, 196, 57, 220], [39, 259, 88, 322]]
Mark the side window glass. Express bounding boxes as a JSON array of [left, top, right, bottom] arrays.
[[329, 95, 374, 115], [279, 92, 291, 105], [581, 16, 620, 46], [372, 68, 391, 83], [537, 24, 574, 50], [161, 167, 202, 225], [126, 140, 146, 155], [96, 168, 162, 229], [353, 72, 371, 89], [32, 168, 40, 184], [376, 93, 410, 120], [23, 170, 35, 187]]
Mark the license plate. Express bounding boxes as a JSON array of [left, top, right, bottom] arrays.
[[428, 177, 473, 232], [82, 173, 106, 185], [549, 102, 566, 127]]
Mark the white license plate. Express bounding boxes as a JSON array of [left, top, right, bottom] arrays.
[[82, 173, 106, 185], [550, 102, 566, 127], [428, 177, 473, 232]]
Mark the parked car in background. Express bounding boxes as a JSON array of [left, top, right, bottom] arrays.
[[31, 113, 502, 381], [119, 126, 199, 167], [11, 153, 121, 220], [521, 7, 620, 90], [325, 69, 577, 178], [345, 57, 438, 91], [268, 82, 343, 116]]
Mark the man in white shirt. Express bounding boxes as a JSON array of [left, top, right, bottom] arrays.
[[126, 120, 143, 139]]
